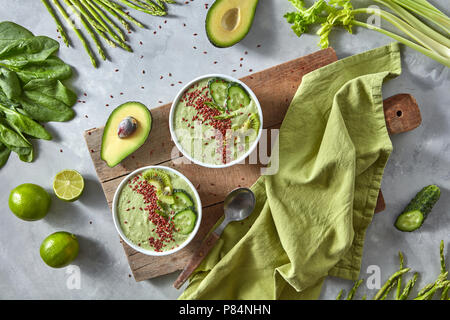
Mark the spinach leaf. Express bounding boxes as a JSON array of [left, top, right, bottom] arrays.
[[0, 67, 21, 99], [13, 56, 72, 82], [0, 22, 76, 168], [19, 95, 75, 122], [0, 119, 34, 163], [0, 36, 60, 68], [0, 21, 34, 40], [0, 120, 31, 148], [23, 79, 77, 107], [19, 79, 76, 122], [0, 141, 11, 168], [0, 104, 52, 140], [0, 89, 20, 108]]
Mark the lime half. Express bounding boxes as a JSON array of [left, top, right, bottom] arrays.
[[53, 170, 85, 202]]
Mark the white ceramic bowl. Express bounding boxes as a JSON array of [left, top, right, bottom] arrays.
[[112, 165, 202, 256], [169, 74, 263, 168]]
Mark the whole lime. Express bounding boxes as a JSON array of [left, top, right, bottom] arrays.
[[40, 231, 79, 268], [9, 183, 51, 221]]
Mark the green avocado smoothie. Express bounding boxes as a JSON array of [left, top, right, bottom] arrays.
[[117, 168, 198, 252], [173, 77, 261, 166]]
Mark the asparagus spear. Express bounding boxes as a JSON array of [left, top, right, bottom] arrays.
[[85, 0, 126, 41], [90, 0, 131, 31], [138, 0, 166, 14], [70, 0, 117, 49], [70, 0, 106, 32], [116, 0, 166, 16], [417, 282, 435, 296], [52, 0, 97, 67], [440, 240, 446, 273], [398, 272, 419, 300], [154, 0, 165, 10], [441, 284, 449, 300], [42, 0, 71, 46], [336, 289, 344, 300], [373, 268, 410, 300], [64, 0, 107, 60], [381, 281, 399, 300], [396, 251, 404, 299], [81, 0, 132, 51], [96, 0, 145, 28], [346, 279, 363, 300], [414, 272, 449, 300]]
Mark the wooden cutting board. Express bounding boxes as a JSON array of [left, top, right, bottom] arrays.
[[84, 48, 421, 281]]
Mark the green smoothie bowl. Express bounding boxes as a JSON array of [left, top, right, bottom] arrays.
[[112, 166, 202, 256], [169, 74, 263, 168]]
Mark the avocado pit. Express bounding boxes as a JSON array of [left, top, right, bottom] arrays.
[[118, 116, 138, 138]]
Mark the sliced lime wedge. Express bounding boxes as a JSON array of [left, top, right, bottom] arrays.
[[53, 169, 85, 202]]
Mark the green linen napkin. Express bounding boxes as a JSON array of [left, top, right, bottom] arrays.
[[179, 43, 401, 300]]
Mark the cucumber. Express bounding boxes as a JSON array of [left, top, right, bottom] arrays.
[[208, 78, 229, 107], [173, 208, 197, 235], [171, 189, 194, 212], [395, 185, 440, 232], [227, 82, 251, 111]]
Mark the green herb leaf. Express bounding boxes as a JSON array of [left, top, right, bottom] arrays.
[[0, 141, 11, 168], [0, 36, 60, 68], [0, 67, 21, 99], [12, 56, 72, 82], [0, 104, 52, 140]]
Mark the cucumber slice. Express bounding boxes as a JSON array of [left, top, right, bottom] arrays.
[[394, 185, 440, 232], [173, 209, 197, 235], [208, 78, 229, 107], [171, 189, 194, 212], [227, 82, 251, 111], [395, 210, 424, 232]]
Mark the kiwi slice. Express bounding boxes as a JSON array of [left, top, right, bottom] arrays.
[[143, 169, 173, 195], [142, 169, 175, 204], [239, 113, 260, 135]]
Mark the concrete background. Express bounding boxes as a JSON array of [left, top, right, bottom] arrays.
[[0, 0, 448, 299]]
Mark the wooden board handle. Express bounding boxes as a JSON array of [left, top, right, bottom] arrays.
[[173, 232, 220, 289], [375, 93, 421, 213], [384, 93, 421, 135]]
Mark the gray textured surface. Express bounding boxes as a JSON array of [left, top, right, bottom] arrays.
[[0, 0, 449, 300]]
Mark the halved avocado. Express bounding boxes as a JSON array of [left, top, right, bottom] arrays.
[[101, 102, 152, 167], [206, 0, 259, 48]]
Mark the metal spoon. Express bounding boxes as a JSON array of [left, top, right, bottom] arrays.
[[173, 187, 256, 289]]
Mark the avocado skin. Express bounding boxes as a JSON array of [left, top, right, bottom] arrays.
[[101, 101, 153, 168], [205, 0, 259, 48]]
